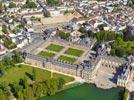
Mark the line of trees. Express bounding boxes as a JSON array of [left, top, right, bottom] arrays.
[[0, 77, 65, 100]]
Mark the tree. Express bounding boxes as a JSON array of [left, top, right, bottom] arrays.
[[0, 62, 5, 76], [0, 2, 3, 13], [41, 82, 47, 96], [1, 84, 12, 98], [131, 0, 134, 4], [2, 56, 14, 67], [58, 32, 70, 40], [19, 78, 28, 89], [24, 87, 34, 100], [0, 89, 6, 100], [115, 47, 125, 57], [24, 0, 37, 8], [46, 78, 58, 96], [44, 11, 51, 17], [17, 90, 24, 100], [9, 2, 16, 8], [0, 66, 5, 77], [110, 49, 116, 56], [123, 89, 129, 100], [46, 0, 59, 6], [2, 25, 8, 34], [123, 26, 134, 41], [96, 30, 116, 43], [130, 92, 134, 100], [32, 68, 36, 81], [57, 78, 65, 90], [12, 50, 23, 63]]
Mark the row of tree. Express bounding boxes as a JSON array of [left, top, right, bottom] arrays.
[[0, 77, 65, 100]]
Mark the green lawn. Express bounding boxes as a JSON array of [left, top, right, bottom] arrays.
[[58, 55, 77, 64], [38, 51, 55, 58], [64, 48, 84, 57], [0, 64, 74, 84], [46, 44, 64, 52]]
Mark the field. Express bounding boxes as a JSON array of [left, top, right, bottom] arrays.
[[0, 64, 74, 84], [64, 48, 84, 57], [46, 44, 64, 52], [38, 51, 55, 58], [58, 55, 77, 64]]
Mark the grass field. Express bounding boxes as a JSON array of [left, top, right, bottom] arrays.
[[64, 48, 84, 57], [46, 44, 64, 52], [58, 55, 77, 64], [38, 51, 55, 58], [0, 64, 74, 84]]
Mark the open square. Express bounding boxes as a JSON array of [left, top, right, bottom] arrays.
[[64, 48, 84, 57], [46, 44, 64, 52], [38, 51, 56, 58], [58, 55, 77, 64]]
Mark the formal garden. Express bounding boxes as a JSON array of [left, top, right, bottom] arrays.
[[38, 43, 86, 64]]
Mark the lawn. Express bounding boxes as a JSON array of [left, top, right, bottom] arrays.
[[46, 44, 64, 52], [64, 48, 84, 57], [58, 55, 77, 64], [38, 51, 55, 58], [0, 64, 74, 84]]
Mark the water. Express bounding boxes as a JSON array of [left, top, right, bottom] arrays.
[[38, 83, 123, 100]]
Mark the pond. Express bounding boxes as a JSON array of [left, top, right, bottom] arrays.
[[38, 83, 123, 100]]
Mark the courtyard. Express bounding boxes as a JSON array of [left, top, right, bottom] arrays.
[[37, 41, 88, 64]]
